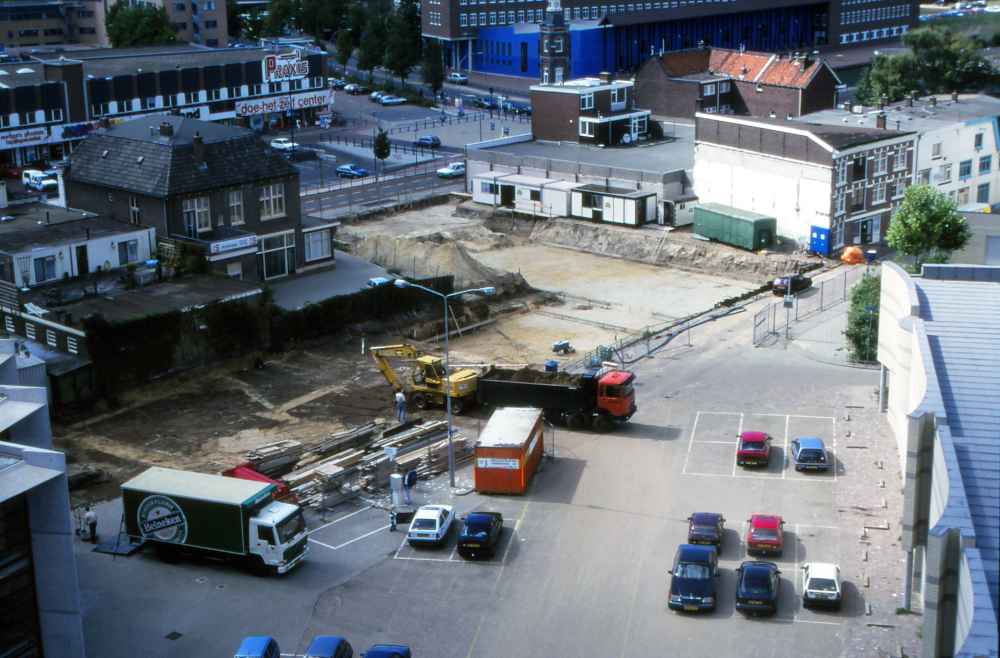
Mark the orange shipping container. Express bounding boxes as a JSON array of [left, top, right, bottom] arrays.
[[474, 407, 544, 495]]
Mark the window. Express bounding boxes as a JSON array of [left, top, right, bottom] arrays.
[[44, 27, 63, 36], [874, 150, 887, 175], [118, 240, 138, 265], [517, 10, 523, 21], [703, 84, 715, 96], [873, 181, 886, 204], [939, 164, 952, 183], [893, 143, 907, 170], [258, 232, 295, 279], [259, 183, 285, 219], [581, 92, 594, 110], [470, 13, 477, 25], [977, 182, 990, 204], [26, 323, 35, 339], [229, 190, 243, 225], [305, 230, 331, 262], [582, 6, 589, 17], [850, 189, 865, 212], [268, 82, 281, 94], [719, 81, 730, 93], [507, 10, 513, 22], [580, 120, 596, 137], [175, 22, 187, 30], [18, 112, 37, 126], [974, 132, 984, 149], [251, 84, 262, 96], [129, 196, 140, 224], [489, 11, 496, 23], [893, 178, 906, 199], [835, 159, 847, 186], [33, 256, 55, 283], [227, 262, 242, 279], [853, 156, 867, 181], [0, 116, 8, 128], [480, 12, 486, 23], [932, 143, 941, 158], [959, 159, 972, 179], [289, 80, 303, 91], [917, 168, 931, 185], [204, 19, 218, 28], [172, 2, 186, 11], [67, 337, 78, 354], [19, 29, 38, 38], [611, 88, 623, 104], [79, 26, 97, 35], [554, 37, 562, 52], [835, 190, 846, 215], [980, 155, 992, 174], [480, 182, 497, 195], [203, 1, 216, 9], [229, 87, 243, 99], [461, 13, 468, 25], [4, 317, 13, 332], [207, 88, 221, 101], [526, 9, 533, 20], [182, 197, 210, 236], [78, 9, 94, 17]]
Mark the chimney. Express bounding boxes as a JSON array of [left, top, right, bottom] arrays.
[[740, 43, 745, 54], [951, 91, 958, 102], [877, 100, 884, 111], [192, 131, 204, 168], [930, 96, 937, 107], [159, 122, 174, 137], [906, 95, 913, 107], [600, 71, 613, 83], [911, 90, 919, 101], [876, 114, 886, 130], [98, 116, 110, 129], [55, 161, 68, 208], [0, 181, 7, 209], [881, 94, 889, 106]]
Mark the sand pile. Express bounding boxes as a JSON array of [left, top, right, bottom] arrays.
[[483, 367, 582, 385]]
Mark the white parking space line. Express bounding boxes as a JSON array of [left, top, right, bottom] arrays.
[[783, 415, 790, 480], [308, 506, 371, 535], [682, 412, 702, 475], [392, 520, 521, 565], [329, 525, 391, 550], [731, 414, 744, 478], [308, 537, 337, 550]]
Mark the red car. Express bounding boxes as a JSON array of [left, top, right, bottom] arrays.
[[736, 431, 772, 467], [747, 515, 784, 555]]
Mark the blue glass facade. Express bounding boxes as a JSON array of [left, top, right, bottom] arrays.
[[467, 4, 822, 79]]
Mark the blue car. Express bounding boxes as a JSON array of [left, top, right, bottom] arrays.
[[234, 637, 279, 658], [362, 645, 411, 658], [336, 164, 369, 179], [305, 636, 353, 658], [667, 544, 719, 612], [736, 560, 781, 615], [791, 437, 829, 471]]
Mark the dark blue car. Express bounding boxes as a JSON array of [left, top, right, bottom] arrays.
[[736, 560, 781, 615], [363, 645, 412, 658], [305, 636, 353, 658], [667, 544, 719, 612]]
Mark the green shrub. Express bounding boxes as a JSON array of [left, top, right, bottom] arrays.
[[843, 274, 881, 362]]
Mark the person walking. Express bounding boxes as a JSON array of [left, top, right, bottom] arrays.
[[389, 504, 397, 532], [395, 390, 406, 423], [84, 507, 98, 544]]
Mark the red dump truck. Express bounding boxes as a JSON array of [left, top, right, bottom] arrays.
[[476, 366, 637, 432]]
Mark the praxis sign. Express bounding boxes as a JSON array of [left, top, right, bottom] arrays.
[[262, 52, 309, 83]]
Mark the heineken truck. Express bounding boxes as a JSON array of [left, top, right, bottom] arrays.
[[122, 467, 309, 574]]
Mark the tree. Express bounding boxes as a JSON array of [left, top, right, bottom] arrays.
[[335, 30, 354, 75], [384, 14, 418, 85], [886, 185, 973, 265], [842, 274, 881, 363], [852, 67, 877, 106], [263, 0, 297, 37], [104, 4, 178, 47], [420, 39, 445, 96], [866, 26, 1000, 101], [226, 0, 242, 39], [356, 32, 383, 81], [244, 7, 264, 41], [371, 128, 391, 197]]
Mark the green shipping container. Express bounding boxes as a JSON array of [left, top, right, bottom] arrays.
[[122, 467, 275, 555], [693, 203, 777, 251]]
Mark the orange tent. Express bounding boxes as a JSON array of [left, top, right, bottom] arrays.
[[841, 246, 865, 264]]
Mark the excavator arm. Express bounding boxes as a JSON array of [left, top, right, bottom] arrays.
[[370, 345, 421, 391]]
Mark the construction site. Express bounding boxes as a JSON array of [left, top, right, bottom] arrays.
[[58, 195, 831, 508]]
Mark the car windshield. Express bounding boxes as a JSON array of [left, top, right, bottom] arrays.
[[741, 440, 765, 451], [809, 577, 838, 592], [751, 528, 779, 541], [411, 518, 436, 530], [741, 570, 772, 595], [674, 563, 711, 579], [620, 382, 634, 398], [461, 524, 489, 539], [275, 510, 306, 544], [691, 525, 719, 538]]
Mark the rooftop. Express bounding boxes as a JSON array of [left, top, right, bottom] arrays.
[[0, 216, 149, 254], [697, 112, 915, 151], [650, 47, 839, 89], [0, 202, 96, 233], [795, 94, 1000, 134]]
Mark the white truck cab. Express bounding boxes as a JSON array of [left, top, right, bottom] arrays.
[[249, 501, 309, 573]]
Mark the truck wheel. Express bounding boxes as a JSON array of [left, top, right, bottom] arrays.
[[411, 391, 428, 409], [450, 398, 467, 415], [592, 414, 613, 433], [250, 556, 269, 578], [566, 413, 587, 431]]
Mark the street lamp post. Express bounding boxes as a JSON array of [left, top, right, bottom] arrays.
[[864, 306, 877, 362], [394, 279, 496, 487]]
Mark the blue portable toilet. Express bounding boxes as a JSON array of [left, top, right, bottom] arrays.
[[545, 361, 559, 373], [810, 226, 830, 257], [235, 637, 280, 658]]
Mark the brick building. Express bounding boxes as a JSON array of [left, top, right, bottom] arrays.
[[693, 112, 915, 254], [531, 74, 650, 145], [634, 46, 841, 119], [422, 0, 919, 79], [0, 43, 329, 173], [61, 114, 320, 282]]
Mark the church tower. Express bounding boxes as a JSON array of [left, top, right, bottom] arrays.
[[539, 0, 570, 85]]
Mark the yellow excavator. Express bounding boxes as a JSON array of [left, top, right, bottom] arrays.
[[370, 344, 479, 415]]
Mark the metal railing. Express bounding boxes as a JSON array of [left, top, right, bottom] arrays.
[[299, 154, 463, 197]]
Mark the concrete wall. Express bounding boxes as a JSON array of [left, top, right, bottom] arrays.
[[952, 212, 1000, 265], [531, 89, 582, 143], [692, 142, 833, 243]]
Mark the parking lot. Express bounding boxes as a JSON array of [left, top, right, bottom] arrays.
[[77, 310, 894, 658]]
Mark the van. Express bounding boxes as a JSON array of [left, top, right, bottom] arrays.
[[22, 170, 57, 192]]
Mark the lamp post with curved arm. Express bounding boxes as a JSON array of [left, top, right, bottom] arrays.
[[394, 278, 496, 487]]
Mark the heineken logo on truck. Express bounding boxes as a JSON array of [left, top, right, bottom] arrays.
[[137, 495, 188, 544]]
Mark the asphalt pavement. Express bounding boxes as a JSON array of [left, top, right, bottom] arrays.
[[268, 252, 389, 310]]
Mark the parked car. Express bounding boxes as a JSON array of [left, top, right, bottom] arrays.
[[366, 277, 391, 288], [747, 515, 784, 556], [22, 169, 57, 192], [335, 164, 368, 179], [772, 272, 813, 295], [457, 512, 503, 558], [345, 84, 372, 95], [735, 560, 781, 615], [667, 544, 719, 612], [327, 78, 346, 90], [270, 138, 300, 151], [369, 91, 391, 103], [802, 563, 842, 608], [473, 97, 498, 109], [686, 513, 725, 552], [736, 431, 772, 467], [407, 504, 455, 546], [235, 637, 280, 658], [362, 646, 411, 658], [504, 102, 531, 115], [791, 437, 829, 471], [413, 135, 442, 148], [446, 72, 469, 85], [304, 636, 353, 658], [378, 95, 406, 106], [436, 162, 466, 178]]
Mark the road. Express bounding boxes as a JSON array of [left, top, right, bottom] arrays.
[[299, 170, 463, 215]]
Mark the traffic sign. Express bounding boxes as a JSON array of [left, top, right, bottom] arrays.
[[384, 447, 398, 460]]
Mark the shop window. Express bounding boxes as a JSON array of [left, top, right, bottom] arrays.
[[207, 89, 221, 101], [305, 230, 331, 262], [257, 232, 295, 280]]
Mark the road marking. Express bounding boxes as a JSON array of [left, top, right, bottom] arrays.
[[683, 471, 834, 482], [308, 506, 371, 535], [783, 415, 790, 480], [731, 413, 744, 477], [681, 411, 702, 475], [327, 525, 391, 549], [308, 538, 337, 550]]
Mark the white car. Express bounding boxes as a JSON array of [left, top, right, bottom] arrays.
[[436, 162, 466, 178], [802, 563, 842, 608], [446, 72, 469, 85], [406, 504, 455, 546], [270, 138, 300, 151]]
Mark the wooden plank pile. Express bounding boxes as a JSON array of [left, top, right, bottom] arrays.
[[356, 421, 477, 491], [310, 422, 380, 457], [246, 440, 303, 477], [283, 448, 368, 509]]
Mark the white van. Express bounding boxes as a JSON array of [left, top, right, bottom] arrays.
[[22, 170, 57, 193]]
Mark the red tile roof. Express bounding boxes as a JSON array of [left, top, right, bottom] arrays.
[[655, 47, 829, 89]]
